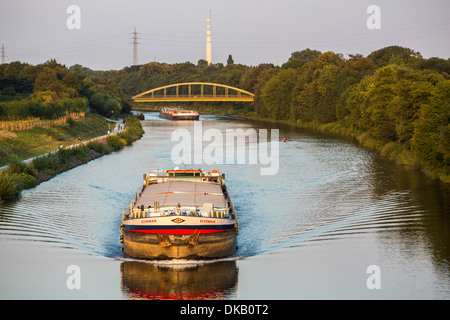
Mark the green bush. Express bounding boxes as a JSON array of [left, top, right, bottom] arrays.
[[58, 145, 87, 163], [32, 154, 58, 172], [0, 172, 20, 201], [106, 135, 126, 150], [32, 155, 50, 171], [86, 140, 112, 154], [11, 172, 38, 190], [57, 148, 72, 165], [42, 168, 56, 177], [5, 160, 37, 177], [72, 145, 88, 162], [116, 116, 144, 144]]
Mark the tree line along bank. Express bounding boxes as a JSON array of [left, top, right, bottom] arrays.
[[95, 46, 448, 183], [1, 45, 449, 183]]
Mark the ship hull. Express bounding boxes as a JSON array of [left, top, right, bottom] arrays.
[[159, 112, 199, 121], [123, 216, 237, 259], [123, 229, 236, 259]]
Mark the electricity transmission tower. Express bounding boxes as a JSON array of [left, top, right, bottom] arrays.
[[131, 28, 140, 66], [1, 44, 6, 64]]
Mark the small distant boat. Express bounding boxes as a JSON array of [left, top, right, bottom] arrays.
[[121, 169, 238, 260], [159, 107, 199, 120]]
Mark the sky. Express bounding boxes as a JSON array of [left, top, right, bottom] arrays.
[[0, 0, 449, 70]]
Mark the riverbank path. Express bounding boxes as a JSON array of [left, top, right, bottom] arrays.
[[0, 117, 124, 171]]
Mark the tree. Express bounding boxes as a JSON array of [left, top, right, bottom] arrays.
[[261, 68, 298, 120], [412, 79, 450, 169], [216, 64, 247, 88], [138, 62, 175, 81], [418, 57, 450, 75], [345, 57, 377, 77], [333, 67, 362, 121], [251, 67, 278, 116], [281, 49, 321, 69], [33, 67, 67, 98], [227, 55, 234, 65], [89, 92, 108, 114], [239, 64, 274, 94], [368, 46, 422, 68], [104, 98, 121, 117], [62, 73, 81, 92], [197, 59, 208, 67], [289, 49, 322, 63]]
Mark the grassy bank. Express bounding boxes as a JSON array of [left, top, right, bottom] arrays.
[[0, 115, 144, 203], [0, 112, 116, 167]]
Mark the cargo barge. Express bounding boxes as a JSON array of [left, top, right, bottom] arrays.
[[121, 169, 238, 259], [159, 107, 199, 120]]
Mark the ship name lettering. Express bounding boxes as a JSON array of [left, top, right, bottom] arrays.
[[141, 219, 156, 223], [200, 219, 215, 223]]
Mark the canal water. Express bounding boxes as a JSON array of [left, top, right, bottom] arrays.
[[0, 112, 449, 299]]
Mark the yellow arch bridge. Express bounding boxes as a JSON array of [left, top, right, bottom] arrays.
[[131, 82, 254, 102]]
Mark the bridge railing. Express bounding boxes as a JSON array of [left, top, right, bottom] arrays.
[[130, 82, 255, 102]]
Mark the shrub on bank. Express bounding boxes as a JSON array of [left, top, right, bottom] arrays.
[[86, 140, 112, 154], [106, 135, 126, 150], [0, 161, 38, 202], [57, 145, 88, 165], [32, 154, 58, 173], [11, 172, 38, 190], [106, 116, 144, 150], [0, 171, 20, 202], [5, 160, 37, 178]]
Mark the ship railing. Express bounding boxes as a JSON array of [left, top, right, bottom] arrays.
[[125, 208, 231, 220], [122, 186, 144, 221], [224, 183, 239, 235], [144, 170, 224, 180]]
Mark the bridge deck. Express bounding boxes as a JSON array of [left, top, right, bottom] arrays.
[[132, 96, 254, 102]]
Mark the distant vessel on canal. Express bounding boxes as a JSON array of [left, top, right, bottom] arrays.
[[159, 107, 199, 120], [121, 169, 238, 259]]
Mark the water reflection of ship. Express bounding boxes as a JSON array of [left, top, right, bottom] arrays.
[[121, 260, 238, 300]]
